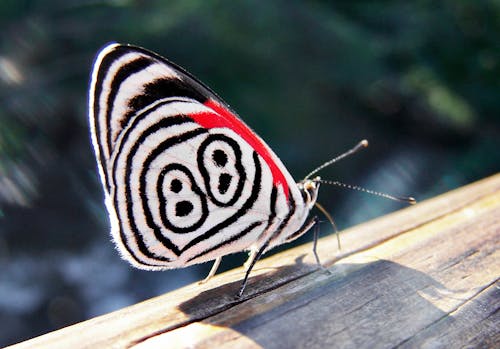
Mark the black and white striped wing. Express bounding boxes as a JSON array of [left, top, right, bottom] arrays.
[[89, 44, 307, 269]]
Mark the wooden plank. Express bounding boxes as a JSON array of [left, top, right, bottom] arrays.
[[8, 173, 500, 349]]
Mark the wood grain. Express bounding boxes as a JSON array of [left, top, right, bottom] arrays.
[[8, 173, 500, 349]]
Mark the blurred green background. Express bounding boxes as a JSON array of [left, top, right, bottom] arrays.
[[0, 0, 498, 346]]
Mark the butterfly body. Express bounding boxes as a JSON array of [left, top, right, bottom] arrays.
[[89, 44, 319, 273]]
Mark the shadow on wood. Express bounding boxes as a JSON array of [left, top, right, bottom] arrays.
[[157, 260, 451, 348]]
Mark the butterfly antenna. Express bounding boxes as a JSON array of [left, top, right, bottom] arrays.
[[318, 179, 416, 205], [314, 202, 341, 250], [304, 139, 369, 180]]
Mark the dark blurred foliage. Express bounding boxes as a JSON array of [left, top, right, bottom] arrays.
[[0, 0, 498, 346]]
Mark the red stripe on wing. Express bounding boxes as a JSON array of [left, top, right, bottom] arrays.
[[190, 99, 289, 200]]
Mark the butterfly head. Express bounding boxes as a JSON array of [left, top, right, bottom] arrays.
[[298, 176, 321, 209]]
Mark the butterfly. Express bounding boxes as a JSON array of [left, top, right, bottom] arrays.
[[88, 43, 383, 298]]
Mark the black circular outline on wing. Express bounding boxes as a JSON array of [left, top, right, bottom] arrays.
[[197, 134, 246, 207], [157, 163, 208, 234]]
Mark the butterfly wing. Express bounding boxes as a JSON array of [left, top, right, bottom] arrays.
[[89, 43, 309, 269]]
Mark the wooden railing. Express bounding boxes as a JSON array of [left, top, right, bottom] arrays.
[[9, 173, 500, 348]]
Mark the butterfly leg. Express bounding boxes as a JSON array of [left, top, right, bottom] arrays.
[[236, 241, 269, 299], [199, 256, 222, 284], [312, 217, 331, 274], [236, 216, 320, 298], [243, 249, 258, 270]]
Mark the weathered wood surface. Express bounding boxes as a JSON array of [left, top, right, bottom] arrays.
[[9, 173, 500, 349]]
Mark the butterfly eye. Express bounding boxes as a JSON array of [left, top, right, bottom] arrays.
[[157, 164, 208, 233], [198, 134, 246, 207]]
